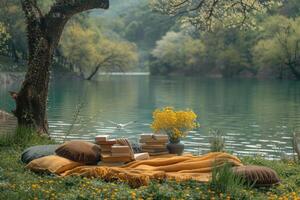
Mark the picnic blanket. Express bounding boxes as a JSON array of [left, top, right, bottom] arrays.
[[60, 152, 242, 187]]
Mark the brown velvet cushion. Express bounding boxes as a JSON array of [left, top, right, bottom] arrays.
[[55, 141, 101, 165], [232, 165, 280, 187]]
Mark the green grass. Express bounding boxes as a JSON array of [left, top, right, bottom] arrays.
[[209, 129, 226, 153], [0, 127, 54, 148], [210, 163, 252, 199], [0, 130, 300, 199]]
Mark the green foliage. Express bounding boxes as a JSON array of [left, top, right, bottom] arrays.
[[147, 0, 300, 78], [0, 22, 10, 55], [217, 45, 249, 77], [101, 1, 176, 50], [2, 0, 300, 79], [0, 126, 53, 148], [278, 0, 300, 18], [150, 27, 256, 77], [150, 31, 205, 75], [0, 55, 26, 71], [209, 129, 226, 152], [149, 1, 300, 78], [60, 22, 138, 78], [150, 0, 281, 30], [36, 0, 55, 14], [0, 0, 28, 59], [210, 163, 250, 199], [253, 15, 300, 79], [100, 2, 177, 70]]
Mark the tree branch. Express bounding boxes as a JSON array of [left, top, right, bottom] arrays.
[[86, 54, 115, 80], [47, 0, 109, 18], [44, 0, 109, 48], [155, 0, 273, 29]]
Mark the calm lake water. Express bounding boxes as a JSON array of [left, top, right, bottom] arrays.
[[1, 74, 300, 158]]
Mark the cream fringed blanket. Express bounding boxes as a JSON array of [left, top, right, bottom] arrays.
[[60, 152, 242, 187]]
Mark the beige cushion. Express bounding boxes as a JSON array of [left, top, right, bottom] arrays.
[[26, 155, 82, 174], [55, 141, 101, 165], [232, 165, 280, 187]]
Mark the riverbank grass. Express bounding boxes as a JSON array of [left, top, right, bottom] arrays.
[[0, 131, 300, 199]]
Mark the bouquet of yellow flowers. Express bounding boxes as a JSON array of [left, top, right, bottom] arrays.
[[151, 107, 199, 143]]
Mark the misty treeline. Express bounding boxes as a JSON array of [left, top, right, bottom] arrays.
[[1, 0, 300, 79]]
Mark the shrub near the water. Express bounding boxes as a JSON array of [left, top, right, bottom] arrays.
[[209, 129, 226, 152]]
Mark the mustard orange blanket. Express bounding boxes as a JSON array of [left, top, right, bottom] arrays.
[[61, 152, 242, 187]]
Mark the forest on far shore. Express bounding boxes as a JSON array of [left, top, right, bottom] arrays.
[[1, 0, 300, 79]]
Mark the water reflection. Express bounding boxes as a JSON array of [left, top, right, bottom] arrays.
[[1, 74, 300, 159]]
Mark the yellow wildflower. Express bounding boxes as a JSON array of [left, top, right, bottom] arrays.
[[31, 184, 39, 190], [151, 107, 198, 142]]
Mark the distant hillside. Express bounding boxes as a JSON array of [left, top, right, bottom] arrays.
[[91, 0, 147, 18]]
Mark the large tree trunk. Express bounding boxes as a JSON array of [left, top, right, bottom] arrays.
[[12, 0, 109, 135], [14, 38, 53, 134]]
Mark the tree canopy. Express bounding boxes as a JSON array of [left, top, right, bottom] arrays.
[[151, 31, 205, 75], [253, 16, 300, 79], [150, 0, 281, 29], [1, 0, 300, 79], [61, 22, 138, 79]]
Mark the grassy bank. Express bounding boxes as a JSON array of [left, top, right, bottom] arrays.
[[0, 131, 300, 200]]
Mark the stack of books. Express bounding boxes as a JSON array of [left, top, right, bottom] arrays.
[[139, 134, 169, 155], [95, 135, 132, 163], [95, 135, 150, 163], [111, 145, 132, 157], [95, 135, 116, 153]]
